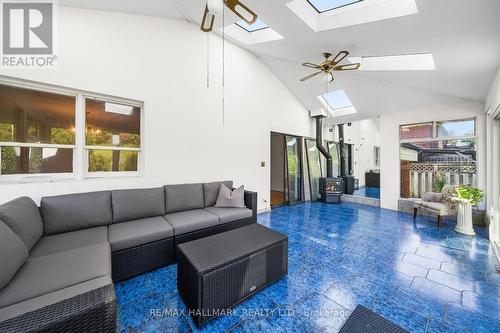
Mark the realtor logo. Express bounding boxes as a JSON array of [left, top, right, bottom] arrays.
[[1, 1, 56, 67]]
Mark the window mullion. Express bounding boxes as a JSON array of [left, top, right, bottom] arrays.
[[75, 93, 86, 180]]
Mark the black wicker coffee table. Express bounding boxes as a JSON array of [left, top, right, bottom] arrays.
[[177, 223, 288, 326]]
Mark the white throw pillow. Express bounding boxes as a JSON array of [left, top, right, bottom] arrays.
[[215, 184, 245, 208]]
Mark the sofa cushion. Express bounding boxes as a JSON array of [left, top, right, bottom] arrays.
[[0, 242, 111, 308], [419, 202, 449, 215], [112, 187, 165, 223], [0, 276, 112, 322], [108, 216, 174, 252], [0, 197, 43, 250], [215, 185, 246, 208], [164, 209, 219, 236], [164, 184, 204, 214], [0, 220, 29, 290], [40, 191, 112, 235], [203, 207, 253, 224], [30, 226, 108, 258], [203, 181, 233, 207]]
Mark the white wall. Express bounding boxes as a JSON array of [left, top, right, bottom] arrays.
[[0, 7, 314, 210], [327, 118, 381, 186], [379, 97, 485, 210], [486, 67, 500, 113], [485, 67, 500, 242]]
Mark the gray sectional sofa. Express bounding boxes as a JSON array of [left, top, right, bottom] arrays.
[[0, 181, 257, 333]]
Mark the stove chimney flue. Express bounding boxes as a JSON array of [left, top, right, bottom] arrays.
[[314, 116, 332, 178]]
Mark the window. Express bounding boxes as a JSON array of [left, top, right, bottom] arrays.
[[85, 99, 141, 174], [307, 0, 363, 13], [0, 80, 142, 181], [399, 118, 477, 198], [0, 84, 76, 177], [306, 139, 322, 200], [235, 19, 269, 32], [318, 89, 357, 117]]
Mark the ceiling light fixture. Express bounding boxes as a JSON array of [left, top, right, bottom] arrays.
[[300, 51, 360, 83]]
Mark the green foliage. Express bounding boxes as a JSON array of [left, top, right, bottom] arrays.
[[0, 123, 14, 141], [433, 174, 447, 192], [51, 128, 75, 145], [1, 147, 17, 174], [455, 185, 484, 206]]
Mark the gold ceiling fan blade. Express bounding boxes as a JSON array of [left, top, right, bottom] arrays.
[[200, 5, 215, 32], [302, 62, 322, 69], [224, 0, 257, 24], [333, 63, 361, 71], [300, 71, 323, 82], [329, 50, 350, 67]]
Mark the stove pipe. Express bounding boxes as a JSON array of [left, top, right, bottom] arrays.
[[338, 123, 346, 176], [315, 116, 332, 178]]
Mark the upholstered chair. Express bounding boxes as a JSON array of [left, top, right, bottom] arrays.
[[413, 185, 457, 227]]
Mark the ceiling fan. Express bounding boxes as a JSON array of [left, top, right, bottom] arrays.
[[300, 51, 361, 83], [201, 0, 258, 32]]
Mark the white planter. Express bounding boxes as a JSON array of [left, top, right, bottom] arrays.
[[454, 200, 476, 236]]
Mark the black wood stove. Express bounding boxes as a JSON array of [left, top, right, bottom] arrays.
[[319, 177, 344, 203]]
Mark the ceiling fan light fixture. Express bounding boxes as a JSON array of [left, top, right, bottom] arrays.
[[323, 72, 333, 83]]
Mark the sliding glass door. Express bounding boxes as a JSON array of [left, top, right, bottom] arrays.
[[270, 133, 303, 207], [285, 136, 302, 204], [306, 139, 322, 201]]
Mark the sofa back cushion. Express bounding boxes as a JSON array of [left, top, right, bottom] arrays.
[[203, 181, 233, 207], [40, 191, 112, 235], [0, 197, 43, 250], [112, 187, 165, 223], [0, 220, 28, 290], [164, 183, 204, 214]]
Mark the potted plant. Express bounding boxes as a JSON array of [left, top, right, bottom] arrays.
[[450, 185, 484, 236]]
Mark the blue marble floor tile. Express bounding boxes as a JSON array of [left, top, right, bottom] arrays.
[[461, 290, 500, 321], [415, 247, 454, 262], [440, 261, 488, 282], [392, 259, 429, 278], [410, 277, 462, 304], [425, 318, 472, 333], [446, 303, 500, 333], [370, 297, 428, 333], [427, 269, 476, 292], [116, 202, 497, 333], [402, 253, 441, 270]]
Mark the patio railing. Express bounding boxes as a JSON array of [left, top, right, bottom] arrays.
[[409, 163, 477, 198]]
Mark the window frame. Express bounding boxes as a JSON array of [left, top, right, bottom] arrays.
[[0, 77, 144, 183], [399, 117, 478, 199], [400, 118, 477, 144], [306, 0, 364, 14], [83, 94, 144, 179]]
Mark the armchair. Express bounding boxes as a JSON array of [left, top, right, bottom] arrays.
[[413, 185, 457, 227]]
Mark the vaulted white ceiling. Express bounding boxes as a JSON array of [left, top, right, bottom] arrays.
[[59, 0, 500, 122]]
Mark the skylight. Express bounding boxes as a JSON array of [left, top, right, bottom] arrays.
[[235, 19, 269, 33], [323, 89, 353, 109], [308, 0, 363, 13], [347, 54, 436, 71], [318, 89, 357, 117]]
